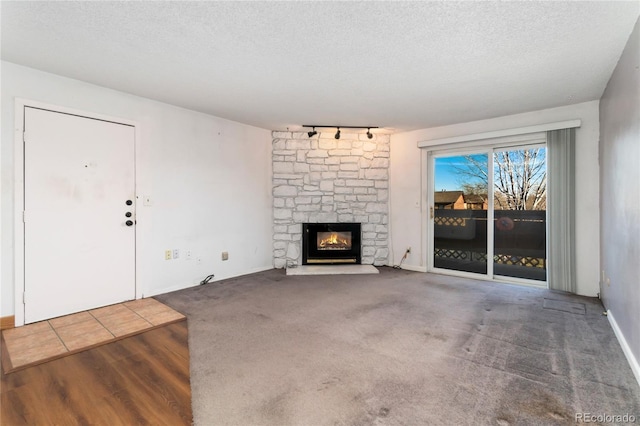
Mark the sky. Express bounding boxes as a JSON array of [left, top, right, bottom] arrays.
[[434, 154, 487, 192]]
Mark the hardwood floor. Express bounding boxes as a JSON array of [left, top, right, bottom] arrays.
[[1, 320, 192, 425]]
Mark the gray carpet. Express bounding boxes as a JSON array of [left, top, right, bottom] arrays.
[[156, 267, 640, 425]]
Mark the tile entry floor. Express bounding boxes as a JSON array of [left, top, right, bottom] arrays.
[[1, 298, 185, 373]]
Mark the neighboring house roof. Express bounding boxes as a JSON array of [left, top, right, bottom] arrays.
[[434, 191, 464, 204], [463, 194, 487, 204]]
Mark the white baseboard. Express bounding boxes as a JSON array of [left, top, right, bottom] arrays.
[[607, 310, 640, 387], [231, 265, 274, 277], [144, 265, 274, 298], [399, 264, 427, 273], [144, 281, 199, 298]]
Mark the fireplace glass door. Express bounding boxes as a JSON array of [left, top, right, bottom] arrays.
[[303, 223, 361, 264]]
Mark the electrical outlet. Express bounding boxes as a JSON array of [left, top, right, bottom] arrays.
[[222, 251, 229, 261], [165, 250, 172, 260], [173, 249, 179, 259], [185, 250, 192, 260]]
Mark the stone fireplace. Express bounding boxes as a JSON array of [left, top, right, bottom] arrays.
[[272, 131, 389, 268]]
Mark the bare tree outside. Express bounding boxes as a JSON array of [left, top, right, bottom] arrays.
[[453, 149, 546, 210]]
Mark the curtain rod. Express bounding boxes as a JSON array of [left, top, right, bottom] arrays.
[[417, 120, 581, 148]]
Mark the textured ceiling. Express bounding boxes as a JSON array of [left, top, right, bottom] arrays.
[[2, 1, 638, 132]]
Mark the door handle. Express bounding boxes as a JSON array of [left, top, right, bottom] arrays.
[[125, 220, 134, 227]]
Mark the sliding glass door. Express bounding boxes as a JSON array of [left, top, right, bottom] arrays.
[[430, 144, 547, 285], [432, 153, 489, 274], [492, 146, 547, 281]]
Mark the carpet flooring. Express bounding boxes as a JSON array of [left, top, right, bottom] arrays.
[[156, 267, 640, 425]]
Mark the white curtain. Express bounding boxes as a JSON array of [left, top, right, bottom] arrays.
[[547, 128, 576, 293]]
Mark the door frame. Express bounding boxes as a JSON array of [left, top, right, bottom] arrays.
[[14, 98, 141, 327], [427, 147, 495, 278], [423, 132, 549, 288]]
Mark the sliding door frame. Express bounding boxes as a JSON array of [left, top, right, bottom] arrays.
[[427, 147, 494, 279], [424, 132, 548, 288]]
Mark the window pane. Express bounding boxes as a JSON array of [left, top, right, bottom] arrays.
[[493, 148, 547, 281], [433, 154, 488, 274]]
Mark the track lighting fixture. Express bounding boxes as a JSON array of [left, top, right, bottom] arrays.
[[302, 125, 379, 138]]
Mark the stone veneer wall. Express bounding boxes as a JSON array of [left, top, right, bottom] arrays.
[[272, 131, 390, 268]]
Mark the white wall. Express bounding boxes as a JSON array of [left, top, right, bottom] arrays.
[[390, 101, 601, 296], [1, 61, 273, 318], [599, 18, 640, 378]]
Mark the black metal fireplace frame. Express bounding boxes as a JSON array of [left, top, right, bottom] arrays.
[[302, 223, 361, 265]]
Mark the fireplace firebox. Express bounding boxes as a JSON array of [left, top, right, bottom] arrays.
[[302, 223, 361, 264]]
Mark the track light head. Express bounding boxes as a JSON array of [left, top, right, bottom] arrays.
[[303, 125, 378, 139]]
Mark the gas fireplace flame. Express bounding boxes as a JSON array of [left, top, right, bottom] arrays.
[[319, 233, 349, 248]]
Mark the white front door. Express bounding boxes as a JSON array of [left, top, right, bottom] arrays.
[[23, 107, 136, 323]]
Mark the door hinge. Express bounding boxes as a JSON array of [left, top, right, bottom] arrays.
[[23, 131, 27, 143], [23, 291, 26, 304], [22, 211, 26, 223]]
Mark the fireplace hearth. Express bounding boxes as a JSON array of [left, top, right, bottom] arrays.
[[303, 223, 361, 264]]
